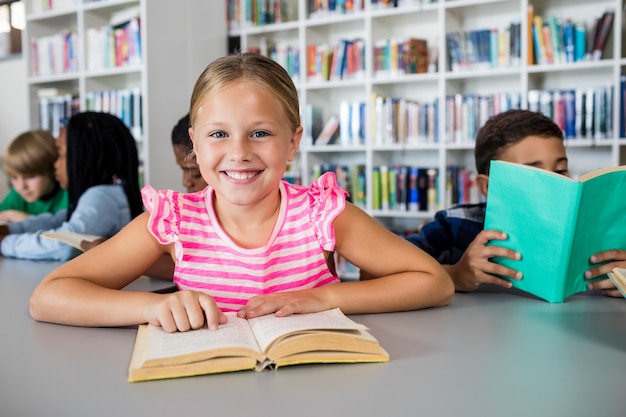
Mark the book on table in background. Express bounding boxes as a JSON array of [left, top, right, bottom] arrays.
[[608, 267, 626, 299], [128, 308, 389, 382], [40, 231, 103, 251], [484, 161, 626, 303]]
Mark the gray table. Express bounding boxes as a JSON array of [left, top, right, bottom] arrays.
[[1, 258, 625, 417]]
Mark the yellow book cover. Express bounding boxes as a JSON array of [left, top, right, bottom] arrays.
[[128, 308, 389, 382]]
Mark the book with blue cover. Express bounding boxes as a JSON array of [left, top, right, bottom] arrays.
[[484, 160, 626, 302]]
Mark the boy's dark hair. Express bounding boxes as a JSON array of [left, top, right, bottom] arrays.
[[171, 113, 192, 153], [65, 112, 143, 220], [474, 109, 565, 175]]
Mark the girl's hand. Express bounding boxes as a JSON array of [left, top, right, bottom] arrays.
[[237, 289, 332, 319], [143, 290, 228, 332]]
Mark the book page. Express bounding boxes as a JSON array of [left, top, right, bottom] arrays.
[[609, 268, 626, 299], [248, 308, 367, 354], [40, 231, 103, 251], [144, 312, 260, 362]]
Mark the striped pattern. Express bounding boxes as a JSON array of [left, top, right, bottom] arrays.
[[142, 172, 346, 311]]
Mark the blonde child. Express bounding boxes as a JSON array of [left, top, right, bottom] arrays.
[[30, 53, 454, 331], [0, 129, 68, 222]]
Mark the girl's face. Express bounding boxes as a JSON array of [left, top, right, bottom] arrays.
[[9, 173, 54, 203], [54, 128, 68, 189], [189, 80, 301, 210]]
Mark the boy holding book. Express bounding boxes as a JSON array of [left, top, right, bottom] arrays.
[[382, 109, 622, 297]]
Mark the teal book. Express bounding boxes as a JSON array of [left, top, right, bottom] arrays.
[[484, 161, 626, 303]]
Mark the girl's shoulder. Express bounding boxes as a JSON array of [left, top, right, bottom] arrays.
[[141, 185, 207, 213]]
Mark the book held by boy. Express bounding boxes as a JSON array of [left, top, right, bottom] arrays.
[[484, 161, 626, 303], [608, 267, 626, 299], [128, 308, 389, 382]]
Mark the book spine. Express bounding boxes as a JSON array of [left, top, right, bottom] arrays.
[[592, 9, 615, 61]]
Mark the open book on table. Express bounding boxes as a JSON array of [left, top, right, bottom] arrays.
[[128, 308, 389, 382], [484, 160, 626, 303], [40, 231, 103, 251]]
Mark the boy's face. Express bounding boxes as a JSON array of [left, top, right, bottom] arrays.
[[172, 144, 207, 193], [478, 135, 568, 197], [498, 135, 569, 176]]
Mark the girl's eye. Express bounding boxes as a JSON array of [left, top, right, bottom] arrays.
[[252, 131, 269, 139], [210, 131, 227, 139]]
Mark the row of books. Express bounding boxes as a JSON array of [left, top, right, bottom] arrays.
[[373, 37, 432, 77], [309, 0, 365, 18], [371, 93, 439, 145], [529, 6, 614, 66], [30, 0, 77, 13], [310, 163, 480, 213], [38, 91, 79, 138], [444, 92, 522, 144], [86, 8, 142, 71], [37, 87, 143, 139], [527, 86, 613, 140], [29, 30, 78, 77], [306, 39, 365, 82], [247, 39, 300, 80], [446, 22, 522, 72], [229, 0, 297, 30], [371, 165, 480, 212], [84, 88, 143, 139], [305, 84, 617, 148]]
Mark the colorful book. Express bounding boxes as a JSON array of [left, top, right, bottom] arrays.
[[484, 161, 626, 303]]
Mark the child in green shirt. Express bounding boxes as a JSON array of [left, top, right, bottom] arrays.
[[0, 129, 68, 222]]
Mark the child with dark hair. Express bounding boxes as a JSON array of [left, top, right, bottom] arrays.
[[171, 113, 208, 193], [0, 112, 142, 261], [0, 129, 68, 222], [384, 109, 569, 292]]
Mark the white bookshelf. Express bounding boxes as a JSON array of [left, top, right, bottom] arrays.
[[230, 0, 625, 232], [23, 0, 227, 191]]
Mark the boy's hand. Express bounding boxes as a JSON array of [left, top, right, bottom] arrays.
[[143, 290, 228, 332], [447, 230, 522, 292], [585, 250, 626, 298], [237, 290, 331, 319]]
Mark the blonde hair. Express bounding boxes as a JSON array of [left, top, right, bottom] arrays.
[[2, 129, 58, 177], [189, 53, 301, 132]]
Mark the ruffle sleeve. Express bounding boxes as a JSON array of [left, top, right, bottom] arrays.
[[308, 171, 348, 252], [141, 185, 182, 246]]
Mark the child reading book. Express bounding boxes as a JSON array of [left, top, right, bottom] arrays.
[[30, 53, 454, 332], [0, 129, 68, 222], [394, 109, 623, 298], [0, 112, 143, 261]]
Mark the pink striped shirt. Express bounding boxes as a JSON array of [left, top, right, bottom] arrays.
[[141, 172, 346, 311]]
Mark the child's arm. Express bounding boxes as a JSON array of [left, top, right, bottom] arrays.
[[238, 203, 455, 318], [445, 230, 522, 292], [585, 249, 626, 298], [0, 210, 29, 222], [30, 212, 226, 331]]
